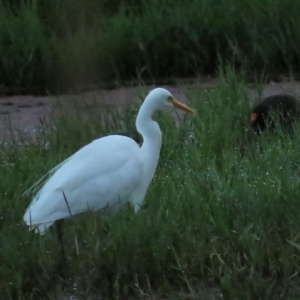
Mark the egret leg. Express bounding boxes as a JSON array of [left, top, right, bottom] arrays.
[[52, 219, 67, 279], [56, 220, 66, 262], [53, 190, 71, 279]]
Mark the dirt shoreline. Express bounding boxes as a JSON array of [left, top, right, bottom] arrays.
[[1, 78, 300, 142]]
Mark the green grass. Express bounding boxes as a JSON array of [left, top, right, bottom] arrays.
[[1, 0, 300, 94], [1, 68, 300, 299]]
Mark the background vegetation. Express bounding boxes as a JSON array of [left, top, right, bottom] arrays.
[[1, 68, 300, 299], [1, 0, 300, 94]]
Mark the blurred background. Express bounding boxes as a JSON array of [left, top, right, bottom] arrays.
[[1, 0, 300, 95]]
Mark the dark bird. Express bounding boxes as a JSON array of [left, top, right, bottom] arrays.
[[250, 94, 300, 134]]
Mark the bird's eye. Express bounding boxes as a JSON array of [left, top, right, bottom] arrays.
[[167, 96, 174, 102]]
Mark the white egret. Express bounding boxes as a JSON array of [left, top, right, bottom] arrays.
[[23, 88, 195, 234]]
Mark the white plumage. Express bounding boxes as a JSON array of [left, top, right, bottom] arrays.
[[23, 88, 194, 234]]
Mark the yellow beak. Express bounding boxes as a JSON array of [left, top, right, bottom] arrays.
[[171, 99, 195, 114]]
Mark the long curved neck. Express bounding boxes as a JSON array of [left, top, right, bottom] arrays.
[[136, 101, 162, 176]]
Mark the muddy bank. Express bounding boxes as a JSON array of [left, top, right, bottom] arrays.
[[1, 79, 299, 142]]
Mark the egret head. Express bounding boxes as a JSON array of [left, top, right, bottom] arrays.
[[146, 88, 195, 114]]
